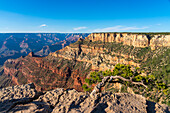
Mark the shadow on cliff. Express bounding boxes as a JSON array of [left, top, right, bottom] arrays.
[[0, 99, 51, 112], [0, 91, 45, 112], [147, 101, 169, 113], [91, 103, 108, 113], [0, 98, 34, 112], [147, 101, 156, 113], [0, 69, 4, 75]]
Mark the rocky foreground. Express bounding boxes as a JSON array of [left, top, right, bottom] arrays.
[[0, 83, 169, 113]]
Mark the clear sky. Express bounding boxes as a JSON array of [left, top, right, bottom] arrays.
[[0, 0, 170, 33]]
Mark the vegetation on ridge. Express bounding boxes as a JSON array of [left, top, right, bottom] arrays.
[[72, 40, 170, 83], [83, 64, 169, 106]]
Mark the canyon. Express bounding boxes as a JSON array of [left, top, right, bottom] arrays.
[[0, 32, 169, 106], [0, 33, 89, 65]]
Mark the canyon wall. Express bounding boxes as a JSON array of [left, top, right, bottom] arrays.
[[51, 45, 139, 71], [86, 33, 170, 50], [2, 54, 92, 92], [1, 32, 170, 93]]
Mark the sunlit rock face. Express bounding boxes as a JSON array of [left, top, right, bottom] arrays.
[[86, 33, 170, 50]]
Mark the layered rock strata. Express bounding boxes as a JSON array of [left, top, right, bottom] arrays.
[[2, 54, 92, 92], [86, 33, 170, 50], [51, 44, 139, 71]]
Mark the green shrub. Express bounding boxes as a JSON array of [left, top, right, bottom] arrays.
[[83, 63, 169, 105]]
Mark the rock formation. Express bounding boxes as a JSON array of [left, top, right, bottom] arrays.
[[0, 83, 38, 113], [0, 83, 169, 113], [86, 33, 170, 50], [51, 44, 139, 71]]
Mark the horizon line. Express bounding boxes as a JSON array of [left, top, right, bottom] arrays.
[[0, 32, 170, 34]]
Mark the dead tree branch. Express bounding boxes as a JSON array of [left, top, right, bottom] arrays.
[[90, 75, 147, 97]]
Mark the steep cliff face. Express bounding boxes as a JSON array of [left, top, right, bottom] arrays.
[[150, 35, 170, 50], [86, 33, 170, 50]]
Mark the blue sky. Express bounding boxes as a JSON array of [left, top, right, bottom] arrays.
[[0, 0, 170, 33]]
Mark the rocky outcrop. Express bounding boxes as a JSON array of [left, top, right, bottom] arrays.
[[0, 83, 38, 113], [51, 90, 147, 113], [86, 33, 170, 50], [0, 83, 169, 113]]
